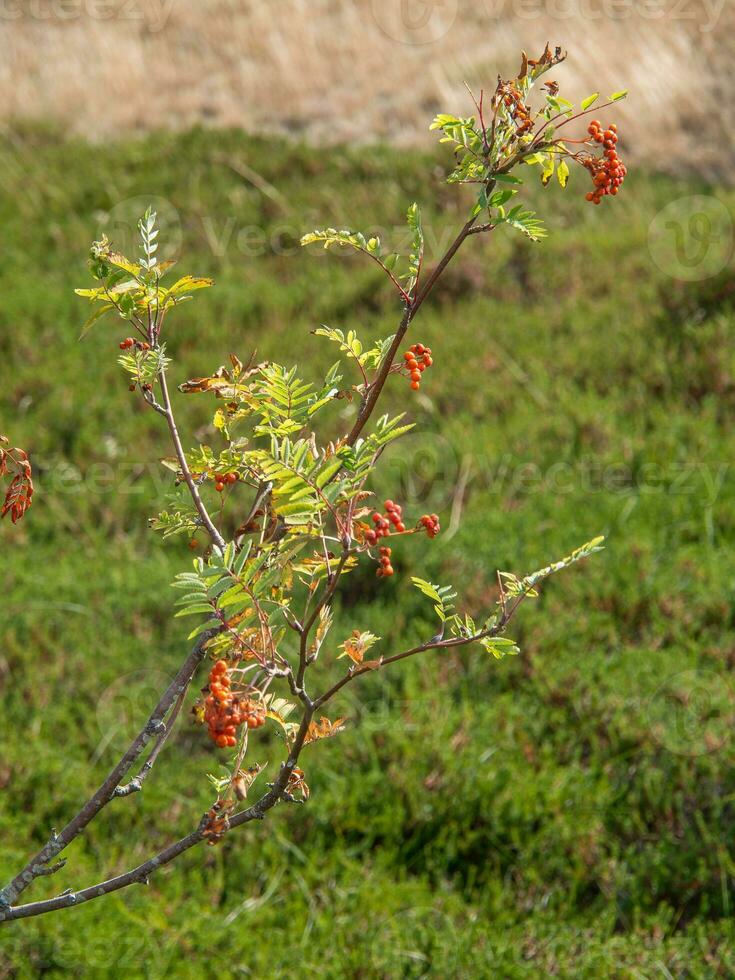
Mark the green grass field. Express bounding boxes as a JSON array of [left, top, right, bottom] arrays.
[[1, 126, 735, 977]]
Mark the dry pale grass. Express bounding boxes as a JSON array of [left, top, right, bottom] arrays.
[[0, 0, 733, 176]]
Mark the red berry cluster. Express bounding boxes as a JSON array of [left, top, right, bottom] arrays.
[[204, 660, 266, 748], [420, 513, 441, 538], [119, 337, 151, 351], [376, 545, 394, 578], [213, 472, 239, 493], [402, 344, 433, 391], [584, 122, 626, 204], [365, 499, 406, 545]]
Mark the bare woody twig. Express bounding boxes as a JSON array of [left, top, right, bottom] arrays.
[[345, 216, 478, 447], [0, 617, 514, 923], [0, 701, 315, 922], [113, 685, 189, 798], [0, 631, 216, 911], [158, 367, 226, 551]]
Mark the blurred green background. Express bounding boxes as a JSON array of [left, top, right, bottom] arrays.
[[1, 123, 735, 978]]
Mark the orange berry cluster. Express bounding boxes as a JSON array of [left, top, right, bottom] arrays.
[[402, 344, 433, 391], [500, 82, 534, 134], [376, 545, 394, 578], [420, 513, 441, 538], [119, 337, 151, 351], [584, 122, 626, 204], [366, 499, 406, 545], [213, 472, 239, 493], [204, 659, 265, 748]]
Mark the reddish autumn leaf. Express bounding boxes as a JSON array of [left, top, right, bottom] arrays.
[[0, 438, 33, 524]]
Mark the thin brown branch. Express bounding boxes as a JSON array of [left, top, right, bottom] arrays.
[[158, 366, 226, 551], [0, 631, 216, 910], [113, 685, 189, 798], [532, 97, 618, 149], [296, 547, 350, 695], [0, 700, 315, 923], [315, 627, 495, 709], [345, 215, 479, 448]]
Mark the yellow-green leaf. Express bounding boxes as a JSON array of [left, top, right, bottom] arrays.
[[107, 252, 139, 275], [541, 155, 555, 186], [78, 303, 114, 339], [167, 276, 214, 296]]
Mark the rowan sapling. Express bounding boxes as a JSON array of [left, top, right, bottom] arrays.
[[0, 44, 626, 923]]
